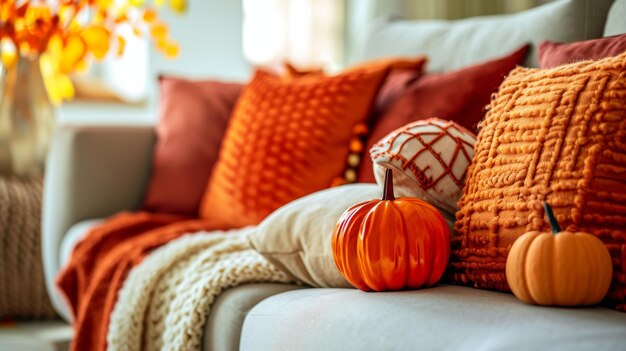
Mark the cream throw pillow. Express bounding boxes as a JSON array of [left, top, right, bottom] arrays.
[[249, 183, 454, 288], [250, 184, 381, 288]]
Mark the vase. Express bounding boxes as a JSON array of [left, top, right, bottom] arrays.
[[0, 55, 55, 176]]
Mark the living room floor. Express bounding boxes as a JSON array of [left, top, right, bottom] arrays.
[[0, 321, 71, 351]]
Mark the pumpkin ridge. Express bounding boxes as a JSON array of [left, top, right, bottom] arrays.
[[551, 235, 558, 305], [352, 202, 378, 291], [430, 208, 451, 285], [583, 233, 613, 304], [400, 201, 428, 288], [389, 200, 411, 289], [518, 232, 538, 303], [422, 211, 436, 286], [383, 201, 411, 290], [576, 234, 593, 305], [358, 202, 387, 291], [414, 200, 439, 286], [525, 235, 552, 304], [553, 233, 569, 304]]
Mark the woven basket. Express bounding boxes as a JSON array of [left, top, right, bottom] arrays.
[[0, 176, 57, 319]]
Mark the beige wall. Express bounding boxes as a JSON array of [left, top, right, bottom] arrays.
[[150, 0, 251, 82]]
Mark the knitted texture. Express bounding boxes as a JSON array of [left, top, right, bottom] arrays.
[[57, 213, 212, 351], [107, 228, 292, 351], [452, 52, 626, 311], [0, 176, 56, 319], [200, 59, 425, 229]]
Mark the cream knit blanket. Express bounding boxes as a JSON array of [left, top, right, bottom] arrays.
[[107, 227, 292, 351]]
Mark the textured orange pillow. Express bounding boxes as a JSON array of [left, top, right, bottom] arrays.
[[451, 52, 626, 311], [200, 59, 425, 229]]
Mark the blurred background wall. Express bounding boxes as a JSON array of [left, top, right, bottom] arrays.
[[153, 0, 250, 80], [62, 0, 553, 124]]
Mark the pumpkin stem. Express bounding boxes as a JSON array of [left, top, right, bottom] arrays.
[[543, 202, 561, 234], [382, 168, 395, 201]]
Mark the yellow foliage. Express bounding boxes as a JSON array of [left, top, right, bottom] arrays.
[[59, 34, 87, 73], [129, 0, 146, 7], [116, 36, 126, 57], [0, 0, 184, 104], [1, 51, 17, 69], [97, 0, 115, 8], [164, 43, 180, 59], [150, 22, 168, 39], [40, 53, 75, 105], [169, 0, 186, 13], [81, 26, 111, 60], [142, 8, 157, 23]]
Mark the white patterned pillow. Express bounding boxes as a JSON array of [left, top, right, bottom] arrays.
[[370, 118, 476, 215]]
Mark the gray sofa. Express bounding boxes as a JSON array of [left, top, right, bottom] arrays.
[[43, 0, 626, 350]]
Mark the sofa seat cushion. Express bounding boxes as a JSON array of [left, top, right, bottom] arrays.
[[241, 285, 626, 351], [203, 283, 306, 351]]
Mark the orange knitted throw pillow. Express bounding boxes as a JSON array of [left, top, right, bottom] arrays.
[[452, 52, 626, 310], [200, 59, 425, 229]]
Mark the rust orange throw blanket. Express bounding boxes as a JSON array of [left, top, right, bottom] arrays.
[[57, 212, 218, 351]]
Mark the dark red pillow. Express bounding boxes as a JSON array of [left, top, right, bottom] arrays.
[[358, 45, 529, 183], [142, 76, 243, 216], [538, 34, 626, 68]]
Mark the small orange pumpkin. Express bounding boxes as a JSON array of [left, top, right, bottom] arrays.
[[506, 202, 613, 306], [331, 168, 450, 291]]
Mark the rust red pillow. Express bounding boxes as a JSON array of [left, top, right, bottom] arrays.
[[142, 76, 243, 216], [538, 34, 626, 68], [358, 45, 529, 183]]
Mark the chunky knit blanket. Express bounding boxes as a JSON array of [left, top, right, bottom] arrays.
[[107, 227, 292, 351]]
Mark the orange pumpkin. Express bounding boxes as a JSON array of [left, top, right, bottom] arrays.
[[331, 168, 450, 291], [506, 202, 613, 306]]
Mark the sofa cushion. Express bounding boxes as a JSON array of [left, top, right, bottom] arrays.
[[538, 33, 626, 68], [604, 0, 626, 36], [250, 184, 381, 288], [143, 77, 243, 216], [452, 52, 626, 308], [241, 285, 626, 351], [361, 0, 614, 71], [203, 283, 305, 351], [358, 45, 528, 182]]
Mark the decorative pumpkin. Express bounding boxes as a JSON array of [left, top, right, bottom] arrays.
[[506, 202, 613, 306], [331, 168, 450, 291]]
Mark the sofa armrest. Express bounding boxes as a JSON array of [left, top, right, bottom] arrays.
[[42, 124, 155, 318]]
